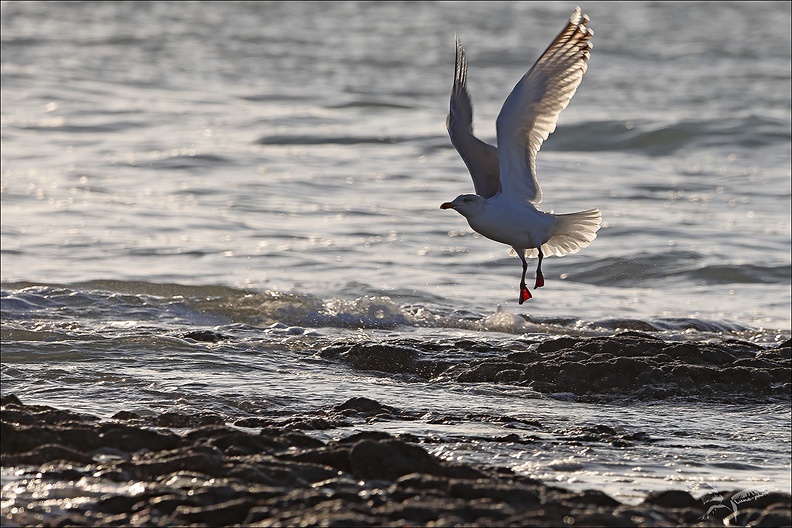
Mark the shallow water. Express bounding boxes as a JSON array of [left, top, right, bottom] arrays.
[[1, 0, 790, 505], [2, 281, 790, 505]]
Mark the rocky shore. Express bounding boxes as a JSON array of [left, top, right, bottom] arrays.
[[2, 393, 790, 527], [317, 332, 792, 403]]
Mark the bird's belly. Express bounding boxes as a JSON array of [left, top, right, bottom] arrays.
[[467, 212, 549, 249]]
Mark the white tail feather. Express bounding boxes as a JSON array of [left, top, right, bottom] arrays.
[[510, 208, 602, 258]]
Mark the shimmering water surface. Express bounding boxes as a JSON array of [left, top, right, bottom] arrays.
[[2, 1, 790, 504]]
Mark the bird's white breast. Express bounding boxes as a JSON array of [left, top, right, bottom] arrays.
[[466, 196, 555, 250]]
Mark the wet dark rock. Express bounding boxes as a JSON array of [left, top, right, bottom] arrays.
[[2, 443, 96, 465], [506, 349, 541, 363], [445, 334, 791, 401], [281, 416, 348, 429], [181, 330, 227, 342], [349, 438, 484, 481], [320, 340, 462, 380], [320, 343, 418, 374], [332, 396, 397, 416], [3, 395, 791, 527], [0, 408, 38, 426], [290, 434, 481, 481], [494, 368, 525, 383], [98, 423, 182, 453], [374, 496, 477, 524], [2, 422, 57, 453], [642, 489, 699, 508], [569, 489, 624, 508], [316, 334, 789, 403], [184, 424, 242, 441], [255, 398, 424, 433], [336, 430, 395, 444], [119, 449, 226, 481], [203, 428, 281, 456], [566, 511, 636, 527], [449, 480, 541, 505], [279, 430, 327, 450], [536, 336, 580, 354], [391, 472, 450, 494], [111, 410, 141, 420], [136, 493, 198, 515], [232, 416, 271, 427], [0, 402, 98, 426], [349, 439, 441, 480], [155, 411, 224, 428], [290, 445, 354, 474], [414, 358, 457, 378], [456, 361, 527, 382], [1, 393, 23, 406]]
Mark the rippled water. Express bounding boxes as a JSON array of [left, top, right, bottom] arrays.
[[2, 1, 790, 504]]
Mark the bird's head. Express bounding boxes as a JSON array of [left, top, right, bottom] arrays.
[[440, 194, 485, 218]]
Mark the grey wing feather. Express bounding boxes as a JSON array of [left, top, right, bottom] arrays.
[[495, 7, 593, 203], [446, 37, 500, 199]]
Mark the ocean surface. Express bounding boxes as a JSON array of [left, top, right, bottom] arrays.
[[2, 1, 790, 505]]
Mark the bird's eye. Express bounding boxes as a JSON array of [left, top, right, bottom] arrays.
[[463, 197, 471, 203]]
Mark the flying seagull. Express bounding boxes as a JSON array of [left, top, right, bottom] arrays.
[[441, 7, 602, 304]]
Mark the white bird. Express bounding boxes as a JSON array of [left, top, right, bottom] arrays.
[[441, 7, 602, 304]]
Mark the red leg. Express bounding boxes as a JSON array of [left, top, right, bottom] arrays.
[[534, 249, 545, 289], [516, 249, 532, 304]]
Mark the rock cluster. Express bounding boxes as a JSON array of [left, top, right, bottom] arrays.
[[322, 333, 792, 402], [3, 394, 790, 527]]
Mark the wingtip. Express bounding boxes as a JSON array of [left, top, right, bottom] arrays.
[[452, 37, 468, 92], [455, 36, 465, 57], [571, 7, 594, 43], [571, 6, 592, 32]]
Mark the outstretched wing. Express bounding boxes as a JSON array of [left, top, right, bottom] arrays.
[[446, 37, 500, 199], [495, 7, 593, 203]]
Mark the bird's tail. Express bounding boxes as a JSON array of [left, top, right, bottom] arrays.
[[525, 208, 601, 258]]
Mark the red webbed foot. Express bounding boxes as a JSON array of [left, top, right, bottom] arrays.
[[534, 271, 545, 289], [519, 284, 532, 304]]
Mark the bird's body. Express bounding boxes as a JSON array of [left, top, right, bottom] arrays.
[[447, 194, 555, 250], [441, 7, 602, 304]]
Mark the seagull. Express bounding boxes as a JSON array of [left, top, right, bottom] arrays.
[[440, 7, 602, 304]]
